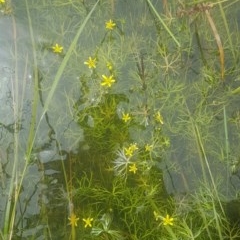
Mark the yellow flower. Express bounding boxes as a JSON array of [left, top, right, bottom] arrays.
[[82, 217, 93, 228], [145, 144, 153, 152], [122, 113, 131, 122], [105, 19, 116, 30], [129, 143, 138, 152], [129, 163, 137, 174], [52, 43, 63, 53], [124, 147, 133, 157], [153, 211, 161, 221], [155, 112, 164, 124], [68, 213, 79, 227], [163, 214, 174, 226], [84, 57, 97, 69], [0, 0, 5, 3], [163, 137, 170, 147], [124, 143, 138, 157], [101, 74, 115, 87], [107, 62, 113, 70]]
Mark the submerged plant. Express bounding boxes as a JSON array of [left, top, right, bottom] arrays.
[[1, 0, 240, 239], [91, 213, 124, 239], [113, 149, 130, 177]]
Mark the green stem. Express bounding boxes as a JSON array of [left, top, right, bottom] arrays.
[[25, 0, 39, 158], [146, 0, 180, 48]]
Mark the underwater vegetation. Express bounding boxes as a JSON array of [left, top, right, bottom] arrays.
[[1, 0, 240, 239]]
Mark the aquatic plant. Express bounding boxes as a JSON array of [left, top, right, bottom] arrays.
[[1, 0, 240, 239]]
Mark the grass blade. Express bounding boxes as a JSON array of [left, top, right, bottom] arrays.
[[41, 0, 100, 119], [146, 0, 180, 48]]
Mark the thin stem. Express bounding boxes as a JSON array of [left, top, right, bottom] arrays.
[[146, 0, 180, 48]]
